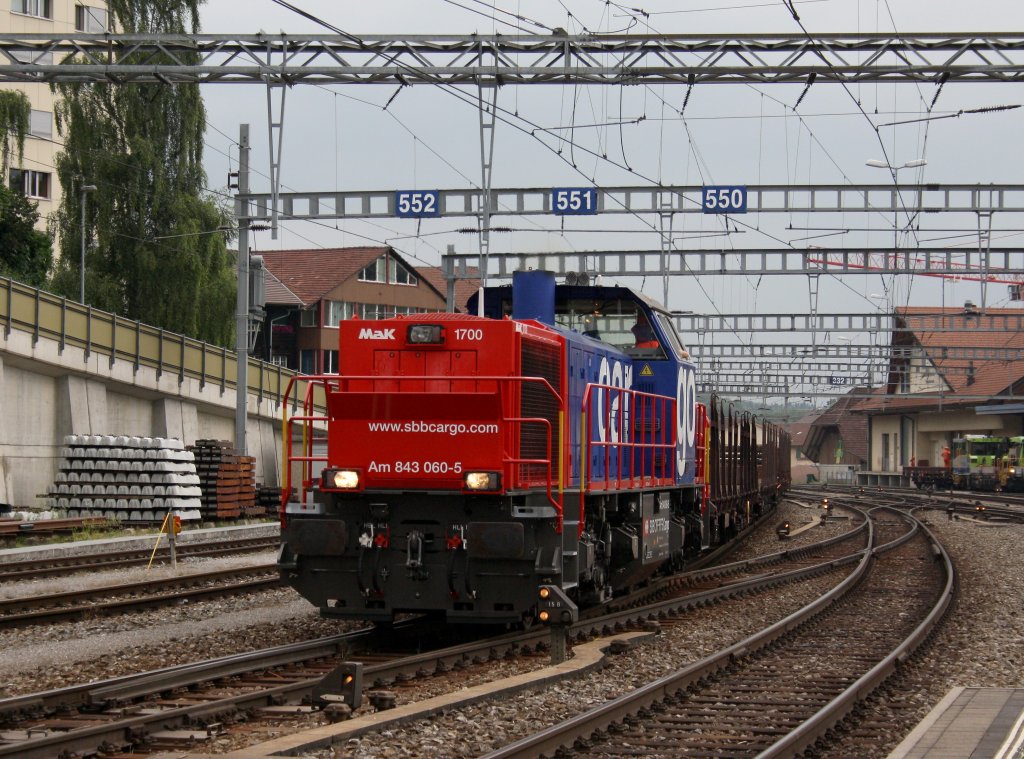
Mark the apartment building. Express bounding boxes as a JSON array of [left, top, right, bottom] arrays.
[[3, 1, 110, 231]]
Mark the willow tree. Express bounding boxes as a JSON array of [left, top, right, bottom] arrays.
[[0, 90, 30, 173], [50, 0, 235, 346], [0, 90, 51, 286]]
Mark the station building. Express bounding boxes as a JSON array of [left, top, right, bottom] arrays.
[[254, 246, 476, 374], [800, 303, 1024, 486]]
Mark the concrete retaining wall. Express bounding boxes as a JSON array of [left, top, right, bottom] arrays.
[[0, 328, 284, 510]]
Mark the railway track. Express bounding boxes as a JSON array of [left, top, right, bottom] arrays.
[[0, 563, 282, 628], [486, 507, 953, 759], [791, 483, 1024, 521], [0, 506, 874, 758], [0, 535, 279, 581]]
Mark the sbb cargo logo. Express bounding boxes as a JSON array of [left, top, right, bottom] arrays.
[[358, 328, 396, 340], [595, 356, 634, 444], [676, 365, 697, 478]]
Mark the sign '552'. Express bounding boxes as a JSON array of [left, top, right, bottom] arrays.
[[702, 186, 747, 214], [395, 190, 441, 218]]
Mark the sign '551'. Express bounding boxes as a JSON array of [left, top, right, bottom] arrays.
[[551, 187, 599, 215], [702, 186, 747, 214]]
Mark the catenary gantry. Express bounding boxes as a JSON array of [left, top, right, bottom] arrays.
[[1, 32, 1024, 84], [241, 184, 1024, 219], [5, 30, 1021, 403], [440, 248, 1023, 281]]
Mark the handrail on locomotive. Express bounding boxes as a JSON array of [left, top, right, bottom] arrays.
[[282, 375, 688, 539], [281, 373, 567, 526]]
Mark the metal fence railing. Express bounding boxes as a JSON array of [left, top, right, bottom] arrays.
[[0, 275, 321, 412]]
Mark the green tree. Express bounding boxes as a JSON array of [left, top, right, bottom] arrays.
[[0, 90, 30, 173], [50, 0, 236, 346], [0, 183, 52, 287]]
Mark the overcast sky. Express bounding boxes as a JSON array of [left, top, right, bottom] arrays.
[[196, 0, 1024, 335]]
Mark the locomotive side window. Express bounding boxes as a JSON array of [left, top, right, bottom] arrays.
[[655, 312, 690, 359]]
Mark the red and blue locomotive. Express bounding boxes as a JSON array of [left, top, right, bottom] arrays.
[[278, 271, 789, 625]]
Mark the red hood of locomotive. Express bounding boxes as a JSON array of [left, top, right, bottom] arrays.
[[328, 316, 562, 491]]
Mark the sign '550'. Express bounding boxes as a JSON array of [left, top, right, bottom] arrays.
[[702, 186, 747, 214]]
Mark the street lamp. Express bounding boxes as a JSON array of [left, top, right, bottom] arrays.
[[79, 183, 97, 304]]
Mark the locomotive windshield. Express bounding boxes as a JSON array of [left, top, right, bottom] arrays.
[[970, 441, 1005, 457], [553, 298, 689, 359], [478, 282, 691, 359]]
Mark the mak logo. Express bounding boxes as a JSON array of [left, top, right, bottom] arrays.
[[358, 327, 396, 340]]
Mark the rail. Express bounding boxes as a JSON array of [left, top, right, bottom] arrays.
[[0, 274, 316, 411], [281, 374, 566, 528]]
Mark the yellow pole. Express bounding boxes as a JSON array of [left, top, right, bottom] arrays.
[[146, 511, 170, 572]]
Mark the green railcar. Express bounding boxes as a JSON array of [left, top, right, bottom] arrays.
[[951, 435, 1012, 491]]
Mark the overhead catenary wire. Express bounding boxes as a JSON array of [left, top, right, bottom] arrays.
[[437, 0, 556, 33], [257, 0, 970, 350], [599, 0, 924, 328]]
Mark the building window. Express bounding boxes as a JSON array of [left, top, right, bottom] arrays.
[[323, 350, 338, 373], [9, 169, 50, 199], [389, 257, 417, 286], [270, 354, 289, 368], [29, 110, 51, 140], [360, 303, 389, 320], [359, 257, 387, 283], [299, 349, 316, 375], [395, 305, 428, 317], [324, 300, 354, 327], [11, 0, 51, 19], [11, 49, 54, 65], [299, 307, 317, 327], [359, 254, 418, 285], [75, 4, 108, 31]]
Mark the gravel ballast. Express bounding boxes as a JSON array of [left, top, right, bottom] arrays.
[[0, 503, 1020, 758]]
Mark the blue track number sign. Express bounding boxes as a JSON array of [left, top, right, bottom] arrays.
[[552, 187, 599, 215], [702, 186, 748, 214], [395, 190, 441, 218]]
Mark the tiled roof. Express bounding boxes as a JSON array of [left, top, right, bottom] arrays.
[[855, 305, 1024, 412], [417, 266, 480, 313], [262, 266, 303, 306], [259, 247, 389, 306]]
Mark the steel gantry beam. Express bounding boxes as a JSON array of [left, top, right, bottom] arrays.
[[676, 312, 1024, 334], [238, 184, 1024, 220], [707, 359, 979, 375], [711, 370, 873, 385], [3, 32, 1024, 85], [699, 384, 1024, 400], [440, 248, 1024, 282], [700, 343, 1024, 361]]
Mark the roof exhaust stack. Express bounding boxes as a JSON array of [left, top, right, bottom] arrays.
[[512, 270, 556, 325]]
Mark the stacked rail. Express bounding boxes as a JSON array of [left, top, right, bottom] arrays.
[[188, 439, 258, 519]]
